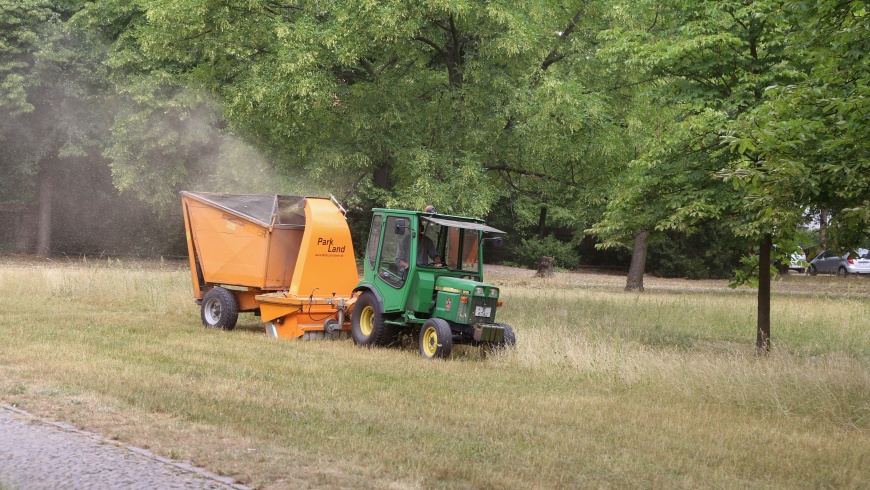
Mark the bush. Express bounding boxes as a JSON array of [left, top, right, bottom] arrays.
[[646, 224, 745, 279], [509, 235, 579, 270]]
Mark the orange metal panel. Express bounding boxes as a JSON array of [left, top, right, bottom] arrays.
[[288, 198, 359, 298], [184, 198, 270, 287], [259, 302, 346, 339], [182, 194, 311, 290], [182, 200, 205, 299], [232, 289, 261, 312], [264, 228, 304, 288]]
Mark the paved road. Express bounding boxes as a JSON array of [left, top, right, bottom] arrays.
[[0, 405, 250, 490]]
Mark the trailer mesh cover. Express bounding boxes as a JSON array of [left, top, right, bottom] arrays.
[[183, 192, 306, 228]]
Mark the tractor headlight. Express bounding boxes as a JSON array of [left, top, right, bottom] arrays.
[[488, 288, 499, 298], [473, 286, 485, 296]]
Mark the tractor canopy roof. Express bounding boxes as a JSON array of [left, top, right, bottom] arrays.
[[370, 208, 505, 234], [422, 216, 505, 234]]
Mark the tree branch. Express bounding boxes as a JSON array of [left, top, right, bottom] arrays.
[[484, 165, 547, 179], [412, 36, 444, 55], [540, 6, 586, 72]]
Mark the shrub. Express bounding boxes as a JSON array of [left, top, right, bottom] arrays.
[[509, 235, 579, 270]]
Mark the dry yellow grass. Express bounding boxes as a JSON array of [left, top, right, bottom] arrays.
[[1, 258, 869, 489]]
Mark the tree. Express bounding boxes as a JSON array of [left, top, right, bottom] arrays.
[[590, 0, 805, 352], [723, 0, 870, 256], [81, 0, 633, 228], [0, 0, 113, 256]]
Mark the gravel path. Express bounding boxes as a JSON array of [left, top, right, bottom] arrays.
[[0, 405, 250, 490]]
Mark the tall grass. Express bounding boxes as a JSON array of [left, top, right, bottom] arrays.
[[1, 261, 868, 488]]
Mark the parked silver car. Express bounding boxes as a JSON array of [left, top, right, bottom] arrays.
[[808, 249, 870, 276]]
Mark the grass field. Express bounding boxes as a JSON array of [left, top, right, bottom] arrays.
[[1, 257, 869, 489]]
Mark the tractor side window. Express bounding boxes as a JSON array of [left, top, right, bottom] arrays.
[[460, 231, 480, 273], [418, 222, 443, 266], [366, 215, 383, 270], [445, 228, 460, 270], [378, 216, 410, 288]]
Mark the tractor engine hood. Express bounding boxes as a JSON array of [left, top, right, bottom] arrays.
[[434, 276, 479, 295], [434, 276, 499, 299]]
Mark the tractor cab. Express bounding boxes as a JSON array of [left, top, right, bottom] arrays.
[[353, 208, 514, 358]]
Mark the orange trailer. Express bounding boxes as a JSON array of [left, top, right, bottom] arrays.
[[181, 192, 358, 339]]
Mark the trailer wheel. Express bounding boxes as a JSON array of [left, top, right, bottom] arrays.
[[201, 287, 239, 331], [418, 318, 453, 359], [480, 323, 516, 358], [351, 292, 387, 346]]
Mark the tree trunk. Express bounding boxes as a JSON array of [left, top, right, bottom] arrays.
[[536, 256, 554, 278], [818, 209, 828, 248], [373, 162, 390, 189], [756, 234, 772, 355], [625, 228, 649, 292], [14, 205, 37, 253], [538, 206, 547, 239], [36, 170, 53, 257]]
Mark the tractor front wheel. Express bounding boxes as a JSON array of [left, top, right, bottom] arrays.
[[481, 323, 516, 358], [418, 318, 453, 359], [351, 292, 387, 346], [201, 287, 239, 330]]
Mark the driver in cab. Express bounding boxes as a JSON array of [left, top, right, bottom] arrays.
[[398, 205, 444, 269]]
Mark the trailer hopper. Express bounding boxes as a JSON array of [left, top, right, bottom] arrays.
[[181, 192, 358, 339]]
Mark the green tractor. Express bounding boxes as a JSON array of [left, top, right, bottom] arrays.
[[351, 208, 515, 359]]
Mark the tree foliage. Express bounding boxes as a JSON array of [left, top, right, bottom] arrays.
[[722, 0, 870, 252], [78, 0, 632, 221], [592, 0, 803, 248]]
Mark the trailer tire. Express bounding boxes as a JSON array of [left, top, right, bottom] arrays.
[[201, 287, 239, 331], [418, 318, 453, 359], [351, 291, 388, 346]]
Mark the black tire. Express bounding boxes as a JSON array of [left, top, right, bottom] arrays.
[[499, 323, 517, 347], [351, 291, 388, 346], [201, 287, 238, 330], [418, 318, 453, 359], [837, 266, 848, 277], [481, 323, 516, 358], [808, 265, 817, 276]]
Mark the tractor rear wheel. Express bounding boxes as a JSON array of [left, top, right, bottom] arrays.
[[418, 318, 453, 359], [201, 287, 239, 330], [351, 291, 388, 346]]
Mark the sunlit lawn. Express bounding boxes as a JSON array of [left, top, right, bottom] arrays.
[[1, 258, 868, 489]]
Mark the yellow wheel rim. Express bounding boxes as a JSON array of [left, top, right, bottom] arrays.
[[422, 325, 438, 357], [360, 306, 374, 337]]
